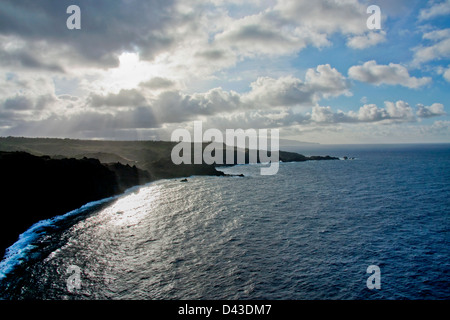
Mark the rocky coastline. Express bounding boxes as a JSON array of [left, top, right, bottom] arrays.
[[0, 137, 338, 256]]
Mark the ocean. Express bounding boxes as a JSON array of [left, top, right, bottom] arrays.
[[0, 144, 449, 300]]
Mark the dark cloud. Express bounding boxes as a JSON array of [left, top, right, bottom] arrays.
[[2, 94, 55, 111], [0, 0, 177, 68], [58, 95, 79, 102], [3, 95, 33, 110], [225, 25, 285, 42], [0, 48, 65, 73], [88, 89, 147, 108], [194, 49, 228, 61], [139, 77, 175, 89]]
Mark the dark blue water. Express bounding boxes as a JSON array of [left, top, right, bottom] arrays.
[[0, 144, 449, 299]]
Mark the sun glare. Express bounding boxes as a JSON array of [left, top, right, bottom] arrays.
[[107, 185, 161, 227], [102, 52, 167, 92]]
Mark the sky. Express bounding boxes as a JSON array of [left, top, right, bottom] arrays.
[[0, 0, 449, 144]]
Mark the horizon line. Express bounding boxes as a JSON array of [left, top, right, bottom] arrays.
[[1, 136, 449, 146]]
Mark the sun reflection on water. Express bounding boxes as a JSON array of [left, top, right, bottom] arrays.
[[104, 185, 161, 227]]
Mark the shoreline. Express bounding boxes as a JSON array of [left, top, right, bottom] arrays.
[[0, 167, 250, 280], [0, 138, 339, 258]]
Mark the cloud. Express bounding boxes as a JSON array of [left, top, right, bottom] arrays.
[[273, 0, 367, 34], [350, 103, 389, 122], [444, 67, 450, 82], [430, 120, 450, 133], [0, 0, 179, 69], [206, 100, 430, 129], [134, 65, 349, 124], [309, 101, 414, 124], [1, 65, 349, 135], [88, 89, 147, 108], [58, 95, 79, 102], [412, 28, 450, 66], [244, 64, 350, 108], [304, 64, 351, 98], [2, 0, 365, 80], [139, 77, 176, 90], [310, 106, 349, 123], [3, 94, 56, 112], [214, 14, 312, 57], [0, 1, 448, 143], [419, 0, 450, 21], [308, 101, 425, 124], [194, 49, 230, 61], [347, 31, 386, 49], [197, 99, 434, 132], [384, 100, 415, 121], [416, 103, 446, 118], [213, 0, 381, 60], [348, 60, 432, 88], [1, 92, 444, 139], [150, 89, 241, 123], [3, 95, 34, 111], [0, 42, 65, 73], [0, 74, 61, 124], [244, 76, 314, 108]]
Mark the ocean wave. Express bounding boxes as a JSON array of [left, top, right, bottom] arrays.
[[0, 178, 162, 283], [0, 197, 115, 281]]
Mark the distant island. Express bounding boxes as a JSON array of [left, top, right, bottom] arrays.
[[0, 137, 338, 256]]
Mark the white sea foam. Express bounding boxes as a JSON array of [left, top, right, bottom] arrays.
[[0, 180, 157, 281], [0, 197, 115, 280]]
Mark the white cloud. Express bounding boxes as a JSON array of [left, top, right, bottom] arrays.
[[416, 103, 446, 118], [213, 0, 382, 60], [430, 120, 450, 132], [419, 0, 450, 21], [347, 31, 386, 49], [310, 106, 349, 123], [422, 28, 450, 41], [351, 103, 389, 122], [309, 101, 434, 124], [384, 100, 415, 121], [243, 64, 350, 108], [412, 28, 450, 66], [0, 63, 350, 136], [311, 101, 414, 124], [444, 67, 450, 82], [348, 60, 432, 88], [305, 64, 351, 98], [0, 1, 448, 143]]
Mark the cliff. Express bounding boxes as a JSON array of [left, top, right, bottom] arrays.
[[0, 151, 151, 256], [0, 137, 338, 256]]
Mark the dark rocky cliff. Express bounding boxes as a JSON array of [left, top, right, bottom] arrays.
[[0, 151, 151, 256]]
